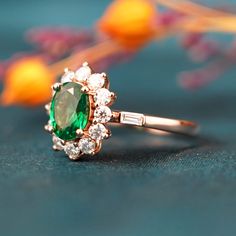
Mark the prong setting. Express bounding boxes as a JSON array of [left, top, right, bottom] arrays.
[[52, 82, 62, 91], [45, 103, 51, 115], [76, 129, 84, 137], [45, 62, 115, 160], [64, 67, 69, 73], [52, 145, 60, 151], [110, 92, 117, 101], [44, 103, 50, 111], [81, 86, 89, 94], [104, 131, 111, 139], [101, 72, 107, 78], [44, 124, 53, 133]]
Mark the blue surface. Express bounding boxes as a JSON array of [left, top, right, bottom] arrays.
[[0, 1, 236, 236]]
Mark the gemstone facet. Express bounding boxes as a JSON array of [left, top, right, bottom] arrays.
[[87, 73, 105, 90], [94, 88, 111, 106], [64, 142, 80, 160], [61, 71, 75, 83], [89, 123, 107, 140], [50, 82, 90, 141], [94, 106, 112, 123], [75, 66, 91, 82], [78, 137, 96, 154]]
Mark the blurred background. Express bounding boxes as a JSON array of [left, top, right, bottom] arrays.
[[0, 0, 236, 236]]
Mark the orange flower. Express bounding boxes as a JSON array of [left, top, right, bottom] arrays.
[[1, 57, 55, 106], [98, 0, 158, 49]]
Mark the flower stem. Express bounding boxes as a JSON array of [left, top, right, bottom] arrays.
[[49, 40, 123, 76], [157, 0, 236, 34], [156, 0, 234, 18]]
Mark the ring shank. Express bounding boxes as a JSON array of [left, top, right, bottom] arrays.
[[110, 111, 198, 136]]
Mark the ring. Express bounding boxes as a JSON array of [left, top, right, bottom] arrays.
[[44, 62, 199, 160]]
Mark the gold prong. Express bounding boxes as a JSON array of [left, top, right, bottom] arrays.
[[68, 155, 77, 161], [91, 151, 96, 156], [92, 120, 98, 125], [111, 112, 116, 119], [45, 103, 51, 115], [82, 62, 89, 67], [81, 86, 89, 93], [64, 68, 69, 73], [110, 92, 117, 100], [61, 140, 66, 145], [52, 83, 62, 91], [94, 141, 102, 154], [104, 131, 112, 139], [68, 153, 82, 161], [76, 129, 84, 137], [101, 72, 107, 78], [44, 124, 53, 133], [44, 103, 50, 111], [52, 145, 60, 151], [103, 74, 110, 89]]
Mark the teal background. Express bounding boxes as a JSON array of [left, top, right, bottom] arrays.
[[0, 1, 236, 235]]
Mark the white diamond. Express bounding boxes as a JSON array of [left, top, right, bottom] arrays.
[[94, 88, 111, 105], [120, 112, 144, 126], [87, 73, 105, 90], [52, 136, 64, 151], [75, 66, 91, 83], [94, 106, 112, 123], [89, 123, 108, 140], [78, 138, 96, 154], [64, 143, 80, 160], [61, 71, 75, 83]]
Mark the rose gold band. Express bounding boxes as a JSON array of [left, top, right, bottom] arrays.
[[110, 111, 198, 136]]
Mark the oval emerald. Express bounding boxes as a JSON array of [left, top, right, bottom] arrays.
[[50, 82, 90, 141]]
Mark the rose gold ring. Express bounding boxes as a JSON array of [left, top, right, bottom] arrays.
[[45, 62, 199, 160]]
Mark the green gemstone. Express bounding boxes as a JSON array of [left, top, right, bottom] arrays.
[[50, 82, 89, 141]]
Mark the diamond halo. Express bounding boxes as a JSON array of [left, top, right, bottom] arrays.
[[45, 62, 116, 160]]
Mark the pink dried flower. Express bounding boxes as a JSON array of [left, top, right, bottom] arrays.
[[158, 10, 184, 27], [179, 39, 236, 90], [187, 39, 220, 62], [179, 58, 229, 90], [26, 27, 95, 57], [181, 33, 203, 49]]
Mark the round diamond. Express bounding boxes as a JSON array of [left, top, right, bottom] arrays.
[[87, 74, 105, 90], [64, 143, 80, 159], [78, 137, 96, 154], [94, 88, 111, 106], [89, 124, 107, 140], [94, 106, 112, 123], [75, 66, 91, 83], [61, 71, 75, 83], [52, 136, 64, 150]]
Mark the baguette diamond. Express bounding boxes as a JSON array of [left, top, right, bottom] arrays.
[[120, 112, 144, 126]]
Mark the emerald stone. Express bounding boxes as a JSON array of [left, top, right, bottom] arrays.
[[50, 82, 89, 141]]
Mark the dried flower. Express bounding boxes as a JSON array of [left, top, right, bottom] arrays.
[[98, 0, 158, 49], [26, 27, 95, 58], [1, 57, 54, 106], [0, 41, 124, 106], [2, 0, 236, 108], [179, 42, 236, 90]]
